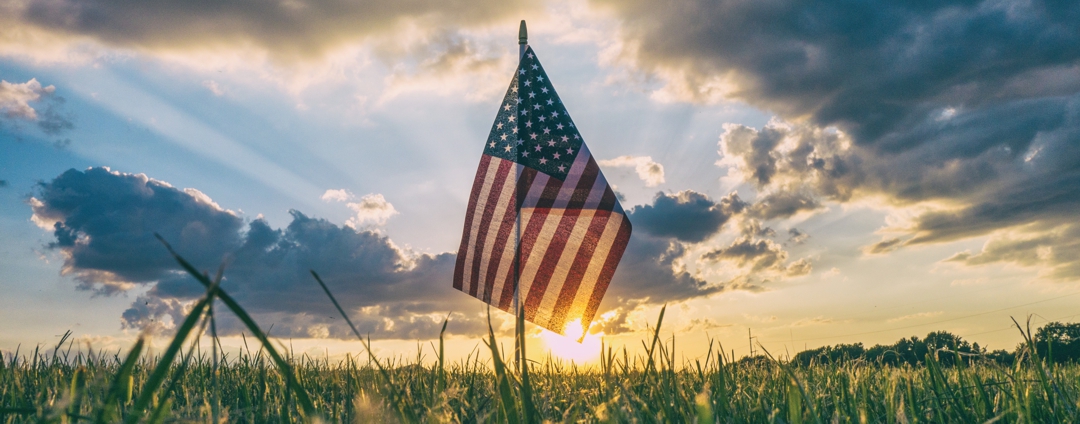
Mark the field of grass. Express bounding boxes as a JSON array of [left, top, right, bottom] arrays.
[[3, 239, 1080, 423]]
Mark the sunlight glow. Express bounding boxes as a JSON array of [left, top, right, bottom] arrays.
[[539, 319, 604, 363]]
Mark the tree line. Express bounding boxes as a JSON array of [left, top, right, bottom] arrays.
[[784, 321, 1080, 367]]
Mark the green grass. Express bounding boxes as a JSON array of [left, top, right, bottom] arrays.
[[2, 240, 1080, 422]]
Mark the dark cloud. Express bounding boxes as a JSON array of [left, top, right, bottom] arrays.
[[787, 228, 808, 245], [602, 0, 1080, 255], [703, 236, 812, 277], [6, 0, 533, 58], [31, 167, 489, 339], [629, 190, 747, 243]]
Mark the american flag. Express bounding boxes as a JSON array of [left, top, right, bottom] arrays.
[[454, 46, 632, 336]]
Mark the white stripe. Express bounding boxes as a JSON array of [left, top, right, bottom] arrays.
[[533, 210, 595, 329], [461, 158, 502, 293], [475, 161, 519, 301]]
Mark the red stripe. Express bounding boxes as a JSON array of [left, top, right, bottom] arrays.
[[547, 209, 612, 329], [581, 215, 632, 329], [454, 155, 492, 291], [497, 176, 562, 310], [467, 158, 512, 296], [478, 166, 533, 302]]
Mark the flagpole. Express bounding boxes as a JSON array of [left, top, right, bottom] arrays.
[[514, 19, 527, 373]]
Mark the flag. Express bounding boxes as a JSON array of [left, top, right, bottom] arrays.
[[454, 46, 632, 336]]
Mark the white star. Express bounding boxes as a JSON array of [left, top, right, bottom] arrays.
[[496, 122, 504, 129], [534, 145, 542, 152], [525, 121, 532, 128], [504, 145, 512, 152], [500, 134, 507, 140], [566, 147, 574, 154], [541, 87, 549, 94], [520, 109, 528, 115], [522, 151, 529, 157], [489, 142, 496, 148], [557, 165, 565, 172], [551, 111, 559, 118], [546, 99, 553, 105], [556, 123, 564, 130], [524, 80, 531, 87], [574, 134, 580, 139], [553, 153, 561, 159], [569, 122, 575, 127], [531, 64, 538, 70], [537, 76, 544, 82], [503, 104, 511, 111], [538, 116, 546, 122], [517, 139, 523, 145], [561, 135, 568, 142], [543, 127, 551, 134], [533, 104, 541, 110], [511, 86, 518, 93], [539, 158, 548, 164], [547, 140, 556, 146], [516, 97, 522, 104], [527, 53, 534, 59], [508, 116, 516, 122], [519, 69, 526, 75], [512, 127, 518, 134], [528, 92, 536, 98], [530, 133, 538, 140]]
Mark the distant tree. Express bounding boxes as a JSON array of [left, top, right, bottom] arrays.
[[793, 343, 865, 367], [1033, 322, 1080, 363]]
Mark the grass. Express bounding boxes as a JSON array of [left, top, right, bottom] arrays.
[[3, 241, 1080, 422]]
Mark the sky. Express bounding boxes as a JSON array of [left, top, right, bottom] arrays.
[[2, 0, 1079, 364]]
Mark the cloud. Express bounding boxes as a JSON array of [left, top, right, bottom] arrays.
[[866, 238, 903, 255], [320, 189, 351, 202], [346, 193, 398, 227], [598, 0, 1080, 260], [702, 236, 810, 277], [629, 190, 746, 243], [0, 78, 73, 135], [598, 155, 666, 187], [944, 224, 1080, 281], [4, 0, 535, 60], [787, 228, 808, 244]]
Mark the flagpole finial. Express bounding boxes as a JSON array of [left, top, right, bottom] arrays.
[[519, 20, 528, 45]]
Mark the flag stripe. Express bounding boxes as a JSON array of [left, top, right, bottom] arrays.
[[496, 173, 558, 309], [468, 158, 513, 296], [476, 160, 519, 301], [481, 166, 536, 303], [547, 209, 613, 329], [533, 210, 598, 329], [580, 214, 632, 329], [454, 154, 493, 290]]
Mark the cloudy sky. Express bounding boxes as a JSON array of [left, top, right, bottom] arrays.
[[2, 0, 1079, 362]]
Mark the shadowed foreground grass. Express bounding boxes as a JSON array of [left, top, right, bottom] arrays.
[[3, 240, 1080, 423]]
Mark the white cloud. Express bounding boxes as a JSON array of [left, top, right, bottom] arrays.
[[346, 193, 398, 227], [202, 80, 225, 96], [321, 188, 352, 202], [598, 155, 665, 187], [0, 78, 54, 120]]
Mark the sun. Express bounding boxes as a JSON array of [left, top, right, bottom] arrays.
[[539, 319, 604, 363]]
